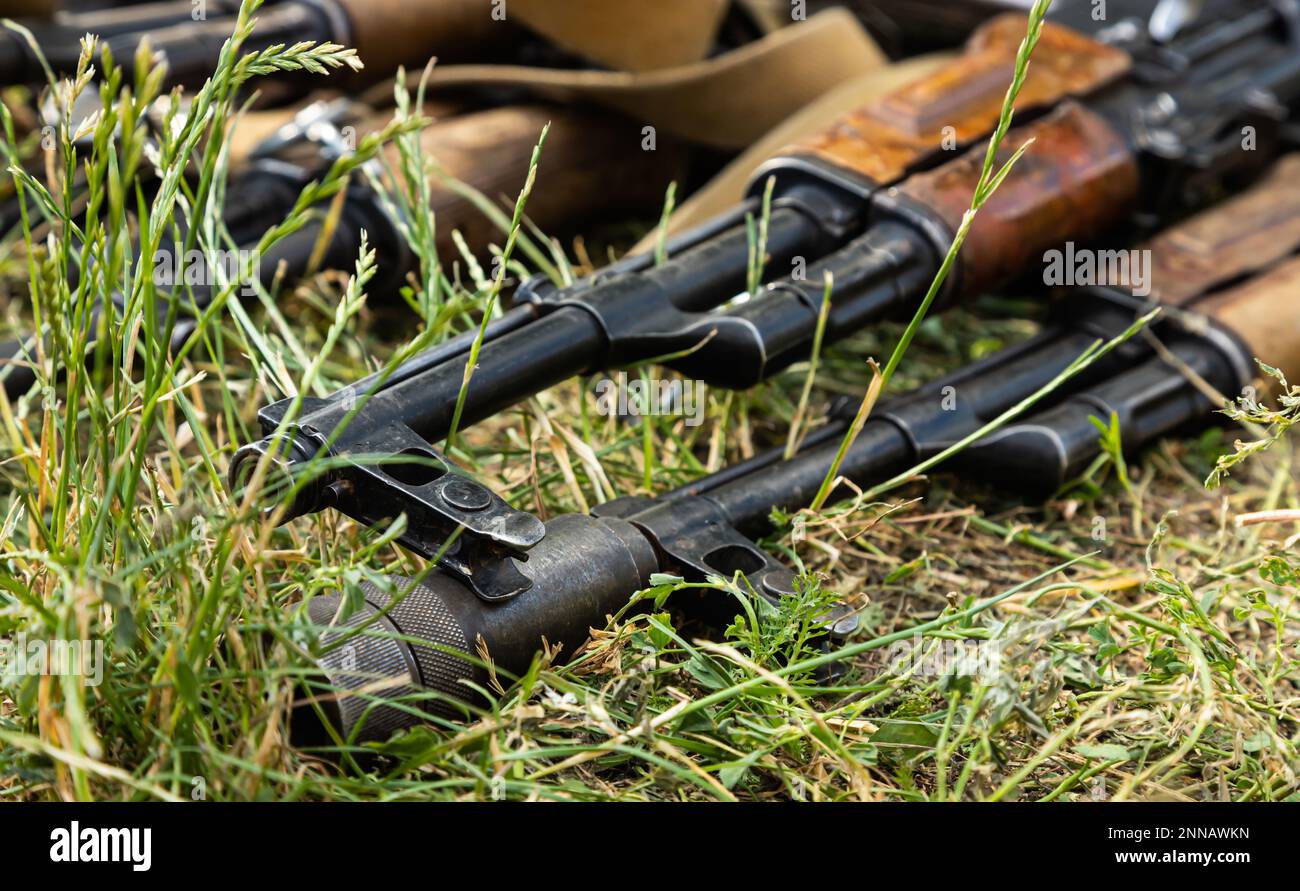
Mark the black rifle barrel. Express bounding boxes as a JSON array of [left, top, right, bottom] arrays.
[[242, 199, 842, 464], [293, 312, 1254, 742], [301, 222, 1300, 742], [0, 1, 325, 87], [245, 1, 1300, 524], [695, 331, 1243, 536], [292, 129, 1300, 739], [0, 0, 518, 92], [381, 207, 831, 438]]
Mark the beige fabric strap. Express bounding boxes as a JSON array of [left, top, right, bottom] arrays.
[[633, 52, 954, 250], [368, 9, 887, 151], [510, 0, 730, 72], [736, 0, 798, 34], [333, 0, 728, 75]]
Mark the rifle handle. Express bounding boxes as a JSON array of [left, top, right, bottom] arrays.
[[387, 104, 684, 258], [333, 0, 505, 75], [784, 15, 1130, 186], [1198, 256, 1300, 387], [1143, 155, 1300, 306], [898, 101, 1139, 298]]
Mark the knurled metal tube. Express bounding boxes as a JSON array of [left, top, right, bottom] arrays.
[[297, 513, 658, 742]]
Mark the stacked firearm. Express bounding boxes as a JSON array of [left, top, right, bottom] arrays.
[[0, 0, 758, 396], [4, 1, 1300, 744]]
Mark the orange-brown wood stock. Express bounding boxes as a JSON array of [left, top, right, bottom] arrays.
[[898, 101, 1140, 297], [789, 15, 1130, 185], [1141, 155, 1300, 306]]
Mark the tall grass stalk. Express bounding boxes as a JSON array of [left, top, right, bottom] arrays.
[[809, 0, 1053, 510]]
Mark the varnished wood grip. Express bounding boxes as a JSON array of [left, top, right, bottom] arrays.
[[334, 0, 505, 74], [897, 101, 1139, 298], [1140, 155, 1300, 306], [383, 105, 684, 258], [1197, 257, 1300, 385], [789, 15, 1130, 185]]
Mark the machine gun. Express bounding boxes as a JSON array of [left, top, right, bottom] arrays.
[[293, 153, 1300, 742], [233, 1, 1300, 568], [0, 0, 510, 92], [0, 96, 682, 399], [1, 0, 886, 400]]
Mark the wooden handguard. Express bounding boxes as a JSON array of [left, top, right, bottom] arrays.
[[788, 15, 1130, 185], [381, 105, 683, 258], [898, 102, 1140, 298], [334, 0, 505, 74], [1140, 155, 1300, 306], [1138, 153, 1300, 387], [1197, 257, 1300, 385]]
